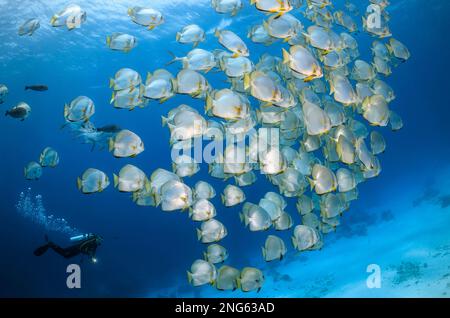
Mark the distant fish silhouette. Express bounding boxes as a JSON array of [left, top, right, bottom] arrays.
[[96, 124, 122, 133], [25, 85, 48, 91]]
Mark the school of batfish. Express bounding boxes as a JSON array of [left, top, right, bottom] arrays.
[[3, 0, 410, 292]]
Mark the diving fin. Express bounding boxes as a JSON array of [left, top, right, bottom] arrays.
[[33, 244, 50, 256]]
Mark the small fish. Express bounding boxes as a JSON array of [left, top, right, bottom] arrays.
[[222, 185, 246, 207], [39, 147, 59, 168], [292, 225, 322, 251], [238, 267, 264, 292], [194, 181, 216, 200], [274, 212, 293, 231], [387, 38, 411, 61], [206, 88, 250, 121], [128, 7, 164, 30], [108, 129, 144, 158], [64, 96, 95, 123], [77, 168, 110, 194], [264, 192, 287, 209], [262, 235, 287, 262], [187, 259, 217, 287], [240, 202, 272, 232], [175, 69, 210, 98], [159, 180, 193, 211], [197, 219, 228, 243], [264, 13, 302, 41], [190, 199, 216, 221], [297, 194, 314, 215], [132, 187, 156, 207], [96, 124, 122, 133], [215, 266, 240, 291], [143, 69, 176, 102], [214, 29, 249, 57], [24, 161, 43, 180], [282, 45, 323, 82], [259, 198, 283, 221], [113, 164, 149, 193], [212, 0, 243, 16], [18, 18, 40, 36], [176, 24, 205, 47], [250, 0, 293, 16], [25, 85, 48, 91], [204, 244, 228, 264], [106, 33, 137, 52], [0, 84, 8, 104], [110, 68, 142, 91], [5, 102, 31, 121], [50, 4, 86, 30]]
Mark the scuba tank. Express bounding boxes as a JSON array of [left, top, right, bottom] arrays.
[[70, 233, 93, 242]]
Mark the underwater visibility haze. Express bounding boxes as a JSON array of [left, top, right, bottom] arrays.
[[0, 0, 450, 298]]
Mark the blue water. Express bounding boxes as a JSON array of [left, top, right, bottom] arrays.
[[1, 0, 450, 297]]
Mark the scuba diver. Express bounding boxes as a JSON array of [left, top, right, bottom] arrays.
[[34, 233, 103, 263]]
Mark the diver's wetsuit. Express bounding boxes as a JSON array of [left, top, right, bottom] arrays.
[[34, 235, 100, 260]]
